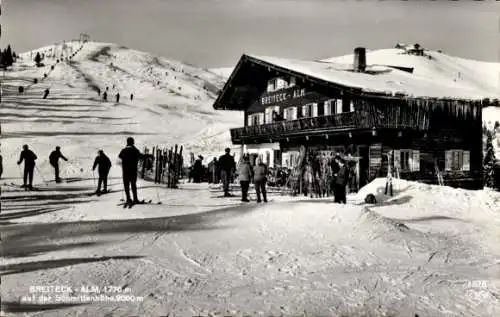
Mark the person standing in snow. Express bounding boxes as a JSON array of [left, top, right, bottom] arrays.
[[17, 144, 37, 190], [49, 146, 68, 183], [92, 149, 112, 195], [333, 156, 348, 204], [253, 157, 268, 203], [130, 93, 134, 101], [238, 155, 253, 202], [207, 157, 219, 184], [0, 153, 3, 179], [97, 87, 101, 96], [192, 155, 204, 183], [118, 137, 143, 205], [103, 91, 108, 102], [116, 93, 120, 103], [218, 148, 236, 197]]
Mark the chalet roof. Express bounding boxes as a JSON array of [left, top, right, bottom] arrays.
[[246, 54, 499, 100]]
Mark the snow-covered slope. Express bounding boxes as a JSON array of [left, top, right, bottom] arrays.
[[209, 67, 235, 79], [1, 41, 242, 183]]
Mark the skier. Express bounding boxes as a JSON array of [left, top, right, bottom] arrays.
[[118, 137, 143, 206], [253, 157, 268, 203], [218, 148, 236, 197], [237, 155, 253, 202], [116, 93, 120, 103], [207, 157, 219, 184], [130, 93, 134, 101], [43, 88, 50, 99], [97, 87, 101, 96], [49, 146, 68, 183], [0, 153, 3, 179], [17, 144, 37, 190], [92, 149, 112, 195], [333, 156, 348, 204], [192, 155, 204, 183], [103, 91, 108, 102]]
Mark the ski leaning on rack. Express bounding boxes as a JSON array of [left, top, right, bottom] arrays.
[[117, 199, 153, 208]]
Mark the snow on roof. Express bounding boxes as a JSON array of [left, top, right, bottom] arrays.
[[246, 52, 500, 100]]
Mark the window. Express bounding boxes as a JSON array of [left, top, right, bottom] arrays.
[[324, 99, 336, 116], [336, 99, 343, 114], [284, 107, 297, 120], [301, 103, 318, 118], [249, 113, 264, 126], [267, 77, 288, 93], [393, 149, 420, 172], [267, 79, 276, 93], [445, 150, 470, 171], [289, 77, 296, 87], [265, 106, 280, 124]]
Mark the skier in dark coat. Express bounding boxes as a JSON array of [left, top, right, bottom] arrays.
[[118, 137, 143, 205], [0, 154, 3, 179], [130, 93, 134, 101], [49, 146, 68, 183], [17, 144, 37, 190], [43, 88, 50, 99], [116, 93, 120, 103], [97, 87, 101, 96], [333, 156, 348, 204], [103, 91, 108, 101], [218, 148, 236, 197], [192, 155, 204, 183], [92, 149, 112, 195]]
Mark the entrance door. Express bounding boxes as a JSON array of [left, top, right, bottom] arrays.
[[358, 145, 370, 188]]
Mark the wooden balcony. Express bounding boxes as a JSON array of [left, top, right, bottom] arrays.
[[230, 111, 424, 144]]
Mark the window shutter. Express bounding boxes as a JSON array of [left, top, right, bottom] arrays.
[[283, 109, 288, 120], [350, 101, 355, 112], [312, 103, 318, 117], [292, 107, 298, 120], [267, 80, 274, 92], [445, 150, 452, 171], [462, 151, 470, 171], [412, 150, 420, 171], [302, 105, 309, 118], [289, 77, 296, 87], [336, 99, 343, 114], [393, 150, 401, 169], [324, 101, 331, 115]]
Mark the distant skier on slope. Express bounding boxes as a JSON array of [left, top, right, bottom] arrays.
[[17, 144, 37, 190], [43, 88, 50, 99], [97, 87, 101, 96], [49, 146, 68, 183], [218, 148, 236, 197], [118, 137, 144, 206], [0, 153, 3, 179], [116, 92, 120, 103], [103, 91, 108, 101], [130, 93, 133, 101], [92, 149, 112, 195]]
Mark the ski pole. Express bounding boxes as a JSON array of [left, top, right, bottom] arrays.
[[92, 169, 96, 188]]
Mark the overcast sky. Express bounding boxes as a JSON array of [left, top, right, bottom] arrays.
[[1, 0, 499, 68]]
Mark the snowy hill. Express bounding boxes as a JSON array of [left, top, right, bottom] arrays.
[[1, 41, 242, 182]]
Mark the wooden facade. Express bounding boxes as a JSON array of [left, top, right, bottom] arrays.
[[213, 54, 492, 190]]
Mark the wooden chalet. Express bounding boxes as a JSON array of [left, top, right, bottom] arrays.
[[213, 47, 499, 191]]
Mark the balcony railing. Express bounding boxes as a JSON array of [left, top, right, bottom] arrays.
[[230, 111, 422, 143], [231, 112, 361, 142]]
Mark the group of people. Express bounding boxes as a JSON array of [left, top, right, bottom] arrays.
[[97, 86, 133, 103], [16, 145, 68, 190], [12, 137, 144, 206]]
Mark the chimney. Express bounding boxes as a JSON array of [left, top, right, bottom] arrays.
[[353, 47, 366, 72]]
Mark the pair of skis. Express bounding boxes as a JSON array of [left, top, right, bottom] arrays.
[[117, 199, 153, 209]]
